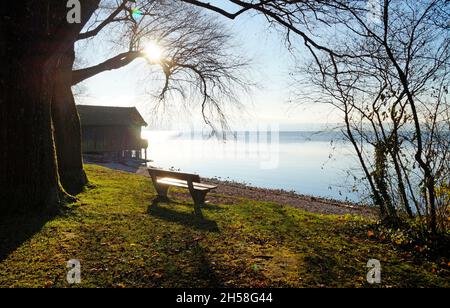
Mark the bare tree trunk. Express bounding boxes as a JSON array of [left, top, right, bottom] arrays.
[[0, 0, 100, 213], [52, 45, 87, 195], [388, 138, 413, 218], [343, 111, 387, 219], [0, 48, 67, 213], [381, 0, 438, 234]]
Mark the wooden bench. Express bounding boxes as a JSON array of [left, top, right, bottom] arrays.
[[147, 168, 217, 206]]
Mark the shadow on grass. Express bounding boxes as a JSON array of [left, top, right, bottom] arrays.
[[148, 197, 219, 232], [0, 212, 56, 262], [187, 241, 224, 287], [170, 201, 224, 212], [302, 250, 358, 287]]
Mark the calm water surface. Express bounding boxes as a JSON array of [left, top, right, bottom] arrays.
[[142, 131, 367, 202]]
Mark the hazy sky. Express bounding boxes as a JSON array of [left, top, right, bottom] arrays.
[[75, 1, 339, 131]]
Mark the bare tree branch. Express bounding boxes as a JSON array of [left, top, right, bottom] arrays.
[[72, 51, 143, 85], [78, 0, 128, 40]]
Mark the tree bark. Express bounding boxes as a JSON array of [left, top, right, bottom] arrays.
[[52, 45, 87, 195], [0, 1, 100, 213], [0, 44, 66, 213]]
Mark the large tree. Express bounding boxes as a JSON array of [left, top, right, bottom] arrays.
[[0, 0, 248, 212], [0, 1, 101, 213]]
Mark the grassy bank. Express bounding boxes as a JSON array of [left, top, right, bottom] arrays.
[[0, 165, 448, 288]]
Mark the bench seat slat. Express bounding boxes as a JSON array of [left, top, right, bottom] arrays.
[[194, 183, 218, 189], [157, 178, 216, 191], [157, 178, 217, 189], [148, 168, 200, 182]]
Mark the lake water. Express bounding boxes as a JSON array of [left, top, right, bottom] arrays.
[[141, 130, 367, 202]]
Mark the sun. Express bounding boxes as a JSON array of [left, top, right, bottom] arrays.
[[144, 41, 163, 63]]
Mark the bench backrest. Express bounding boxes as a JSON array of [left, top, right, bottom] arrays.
[[147, 168, 201, 183]]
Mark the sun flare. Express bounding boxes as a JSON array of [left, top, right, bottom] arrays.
[[144, 41, 163, 63]]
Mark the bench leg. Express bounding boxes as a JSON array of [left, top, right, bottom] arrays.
[[192, 191, 207, 207], [154, 184, 169, 200], [150, 175, 169, 199], [191, 191, 207, 218]]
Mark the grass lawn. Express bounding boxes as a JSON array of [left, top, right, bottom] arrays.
[[0, 165, 448, 288]]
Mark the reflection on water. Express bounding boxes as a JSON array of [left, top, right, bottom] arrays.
[[142, 130, 367, 202]]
